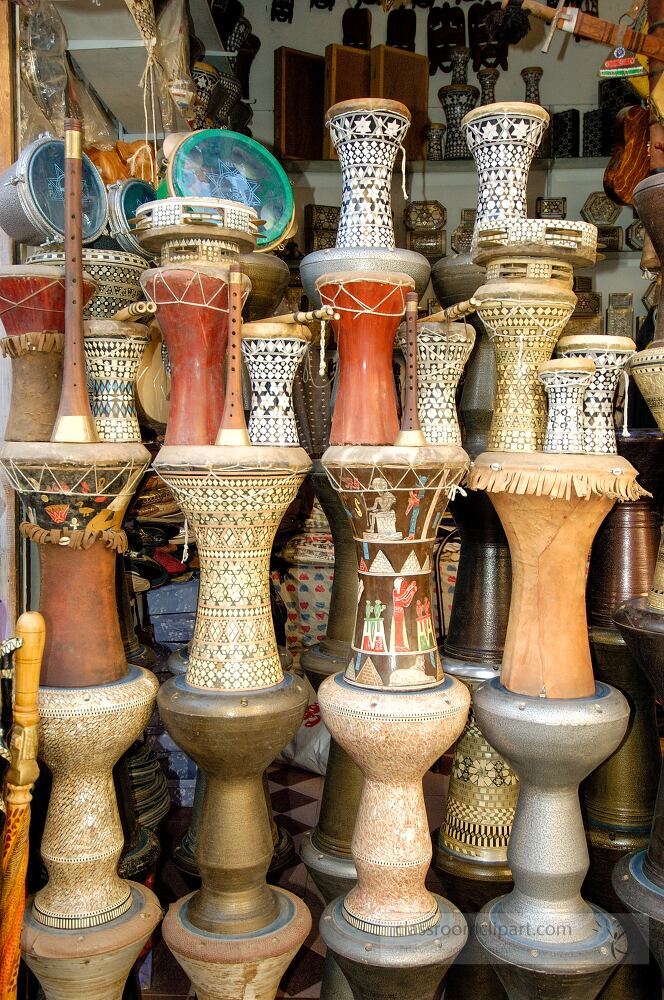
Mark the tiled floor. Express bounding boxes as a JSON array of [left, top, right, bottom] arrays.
[[142, 763, 450, 999]]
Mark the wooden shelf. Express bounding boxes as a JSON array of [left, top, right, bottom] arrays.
[[284, 156, 608, 174]]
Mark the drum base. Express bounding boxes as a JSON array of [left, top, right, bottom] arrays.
[[162, 887, 311, 1000], [320, 894, 466, 1000], [613, 850, 664, 982], [22, 883, 162, 1000], [476, 896, 626, 1000]]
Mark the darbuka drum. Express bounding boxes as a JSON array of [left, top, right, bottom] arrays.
[[141, 263, 251, 445], [160, 129, 294, 251], [317, 271, 414, 446], [0, 135, 107, 245], [107, 178, 156, 258]]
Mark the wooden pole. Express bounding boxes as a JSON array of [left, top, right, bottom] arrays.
[[216, 263, 250, 446], [395, 291, 427, 447]]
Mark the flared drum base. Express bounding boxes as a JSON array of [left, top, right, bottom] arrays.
[[21, 883, 162, 1000], [321, 895, 466, 1000], [476, 897, 626, 1000], [613, 851, 664, 980], [162, 888, 311, 1000]]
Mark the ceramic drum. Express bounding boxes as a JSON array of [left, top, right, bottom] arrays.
[[324, 99, 410, 249], [538, 357, 595, 454], [317, 271, 414, 446], [403, 320, 475, 445], [27, 248, 147, 320], [0, 135, 107, 246], [141, 264, 251, 446], [84, 320, 150, 442], [323, 444, 468, 689], [462, 102, 549, 250], [475, 277, 576, 451], [556, 333, 636, 454], [241, 321, 311, 446]]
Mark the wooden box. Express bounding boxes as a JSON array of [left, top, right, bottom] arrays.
[[323, 43, 372, 158], [370, 45, 429, 161], [274, 47, 325, 160]]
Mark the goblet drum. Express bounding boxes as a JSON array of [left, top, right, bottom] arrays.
[[141, 264, 251, 446], [317, 271, 413, 447], [0, 265, 95, 441]]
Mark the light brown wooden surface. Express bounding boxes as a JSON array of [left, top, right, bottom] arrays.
[[323, 44, 371, 159], [370, 45, 429, 161], [274, 47, 324, 160]]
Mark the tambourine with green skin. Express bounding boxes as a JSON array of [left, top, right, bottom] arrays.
[[158, 129, 295, 252]]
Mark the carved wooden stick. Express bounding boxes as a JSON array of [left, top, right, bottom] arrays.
[[419, 298, 479, 326], [395, 291, 427, 447], [0, 612, 44, 999], [52, 119, 98, 443], [253, 306, 340, 325], [216, 263, 250, 446]]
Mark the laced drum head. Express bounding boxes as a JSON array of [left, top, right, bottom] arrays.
[[163, 130, 294, 252], [27, 139, 108, 244]]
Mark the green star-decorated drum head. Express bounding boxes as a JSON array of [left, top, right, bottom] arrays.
[[163, 129, 294, 252]]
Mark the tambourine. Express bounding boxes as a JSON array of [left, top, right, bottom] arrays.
[[107, 178, 156, 258], [133, 196, 259, 258], [0, 134, 108, 246], [158, 129, 295, 252]]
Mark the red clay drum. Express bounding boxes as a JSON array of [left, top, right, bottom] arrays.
[[141, 264, 251, 446], [317, 271, 414, 446], [0, 265, 96, 441]]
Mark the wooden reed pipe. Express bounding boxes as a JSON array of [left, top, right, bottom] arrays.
[[216, 262, 250, 446], [395, 291, 427, 447], [253, 306, 340, 326], [111, 301, 157, 322], [52, 118, 98, 443], [420, 298, 479, 326]]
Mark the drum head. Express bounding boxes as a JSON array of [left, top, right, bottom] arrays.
[[111, 178, 156, 254], [27, 139, 108, 243], [164, 130, 294, 251]]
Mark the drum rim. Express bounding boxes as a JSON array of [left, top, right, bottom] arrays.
[[164, 128, 294, 251], [108, 177, 156, 257], [17, 136, 109, 245]]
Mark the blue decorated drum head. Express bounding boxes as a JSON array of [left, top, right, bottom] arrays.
[[165, 129, 294, 251], [109, 178, 156, 255], [27, 139, 108, 243]]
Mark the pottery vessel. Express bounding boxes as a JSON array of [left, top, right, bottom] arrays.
[[538, 357, 595, 453], [439, 85, 479, 160]]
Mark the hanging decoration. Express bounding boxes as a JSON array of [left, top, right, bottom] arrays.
[[469, 0, 509, 70], [271, 0, 295, 21]]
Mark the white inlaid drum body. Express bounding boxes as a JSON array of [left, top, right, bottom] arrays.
[[84, 321, 149, 442], [403, 321, 475, 445], [154, 447, 310, 690], [32, 667, 158, 929], [241, 329, 309, 446], [462, 103, 549, 238], [475, 280, 576, 451], [325, 101, 410, 249], [556, 335, 636, 454]]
